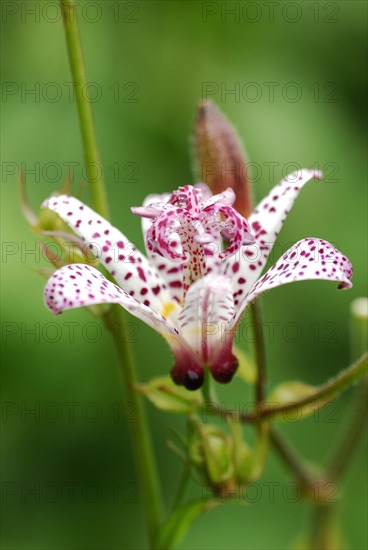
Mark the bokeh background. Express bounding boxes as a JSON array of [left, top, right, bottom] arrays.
[[1, 1, 367, 549]]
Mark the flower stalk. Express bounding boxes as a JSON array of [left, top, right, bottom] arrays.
[[309, 302, 368, 548], [59, 2, 163, 546], [328, 375, 367, 481], [269, 427, 319, 492], [60, 0, 109, 220], [106, 306, 163, 545], [241, 352, 367, 422]]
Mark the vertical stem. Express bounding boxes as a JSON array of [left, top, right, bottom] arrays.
[[111, 307, 163, 546], [60, 0, 109, 219], [171, 462, 191, 511], [59, 2, 163, 545], [250, 301, 269, 461], [270, 427, 317, 491], [250, 301, 267, 404], [201, 367, 217, 406], [328, 376, 367, 481], [331, 303, 368, 478], [311, 504, 335, 550]]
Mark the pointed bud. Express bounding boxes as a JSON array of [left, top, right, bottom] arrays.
[[38, 207, 64, 232], [193, 100, 252, 217], [188, 418, 234, 487], [201, 426, 234, 484]]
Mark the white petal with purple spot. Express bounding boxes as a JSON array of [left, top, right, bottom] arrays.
[[232, 238, 353, 325], [178, 275, 235, 363], [45, 263, 181, 341], [221, 169, 322, 304], [42, 195, 178, 319]]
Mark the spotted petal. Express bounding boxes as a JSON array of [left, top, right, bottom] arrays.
[[44, 263, 181, 342], [137, 192, 184, 305], [221, 169, 322, 303], [139, 193, 171, 236], [178, 275, 235, 364], [204, 187, 235, 207], [195, 182, 213, 203], [202, 202, 254, 259], [42, 195, 178, 319], [137, 187, 221, 307], [233, 238, 353, 325]]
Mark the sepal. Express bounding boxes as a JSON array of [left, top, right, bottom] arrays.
[[136, 375, 203, 414]]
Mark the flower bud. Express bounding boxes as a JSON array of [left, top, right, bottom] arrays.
[[19, 175, 63, 233], [201, 426, 234, 484], [188, 419, 234, 490], [193, 100, 252, 217], [230, 420, 260, 483], [38, 208, 64, 232]]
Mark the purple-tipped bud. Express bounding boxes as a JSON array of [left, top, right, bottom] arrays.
[[193, 100, 253, 217]]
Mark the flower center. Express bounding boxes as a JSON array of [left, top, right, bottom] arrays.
[[132, 184, 254, 294]]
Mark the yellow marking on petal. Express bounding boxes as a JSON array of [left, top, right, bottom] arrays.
[[184, 326, 202, 336], [164, 333, 181, 347], [161, 302, 177, 319]]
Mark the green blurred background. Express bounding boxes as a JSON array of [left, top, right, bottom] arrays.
[[1, 1, 367, 548]]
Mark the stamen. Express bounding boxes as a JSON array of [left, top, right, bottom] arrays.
[[132, 185, 255, 294]]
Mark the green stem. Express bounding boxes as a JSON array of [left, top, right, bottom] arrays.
[[271, 432, 338, 550], [271, 427, 340, 550], [59, 3, 163, 544], [328, 375, 368, 481], [60, 0, 109, 219], [271, 429, 338, 550], [250, 301, 267, 404], [201, 367, 217, 405], [171, 462, 191, 511], [249, 301, 269, 466], [270, 427, 318, 491], [238, 352, 368, 423], [110, 307, 163, 546], [311, 503, 336, 550]]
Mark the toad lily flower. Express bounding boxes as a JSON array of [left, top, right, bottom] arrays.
[[42, 170, 352, 390]]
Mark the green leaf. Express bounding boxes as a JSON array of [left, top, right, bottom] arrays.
[[267, 381, 330, 422], [156, 499, 219, 549], [136, 375, 203, 414], [234, 345, 257, 384]]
